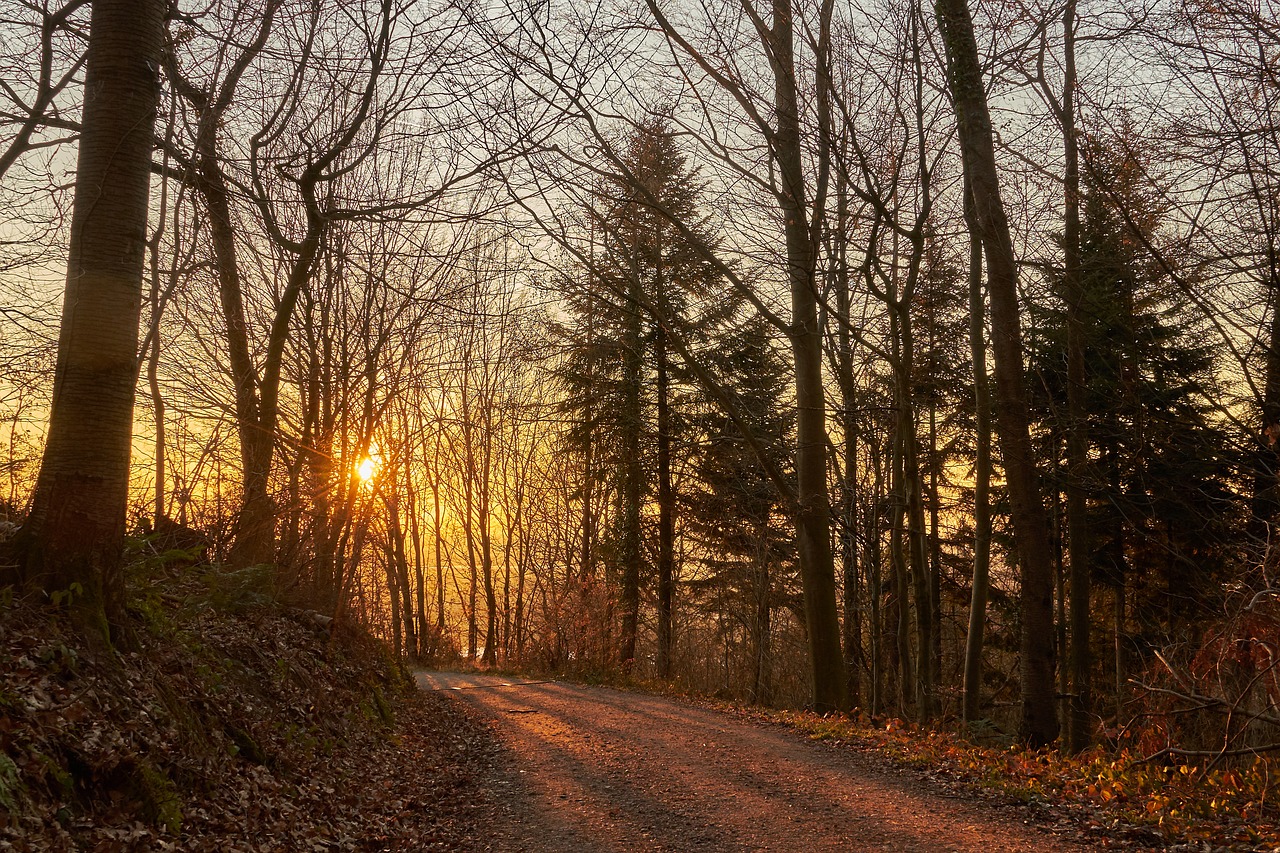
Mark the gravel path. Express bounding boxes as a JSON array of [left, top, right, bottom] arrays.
[[416, 671, 1086, 853]]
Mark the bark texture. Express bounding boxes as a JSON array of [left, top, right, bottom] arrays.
[[18, 0, 165, 639], [961, 178, 993, 724], [1060, 0, 1093, 753], [935, 0, 1059, 745], [772, 0, 847, 713]]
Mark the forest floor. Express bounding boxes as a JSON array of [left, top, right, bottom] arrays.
[[0, 563, 497, 851], [420, 670, 1163, 853], [2, 554, 1268, 853]]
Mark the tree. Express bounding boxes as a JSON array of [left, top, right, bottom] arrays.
[[0, 0, 87, 182], [1142, 0, 1280, 565], [960, 172, 993, 724], [935, 0, 1059, 745], [686, 315, 796, 704], [554, 119, 712, 672], [643, 0, 848, 711], [1076, 134, 1237, 656], [164, 0, 457, 571], [13, 0, 165, 639], [1059, 0, 1094, 754]]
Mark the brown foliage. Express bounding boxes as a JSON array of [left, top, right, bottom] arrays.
[[0, 569, 492, 849]]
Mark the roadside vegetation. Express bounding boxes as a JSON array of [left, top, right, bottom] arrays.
[[0, 542, 491, 851], [782, 711, 1277, 851]]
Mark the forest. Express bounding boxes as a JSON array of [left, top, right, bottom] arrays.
[[2, 0, 1280, 776]]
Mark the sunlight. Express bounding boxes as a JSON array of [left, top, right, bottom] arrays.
[[357, 455, 379, 484]]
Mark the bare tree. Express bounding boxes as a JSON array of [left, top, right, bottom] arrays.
[[935, 0, 1059, 745], [13, 0, 165, 640], [0, 0, 87, 181], [165, 0, 469, 569]]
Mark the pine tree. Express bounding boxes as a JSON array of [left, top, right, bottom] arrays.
[[554, 118, 719, 673], [1076, 139, 1238, 650], [685, 315, 795, 704], [1030, 132, 1243, 715]]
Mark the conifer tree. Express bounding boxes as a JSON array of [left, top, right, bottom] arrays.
[[1030, 132, 1242, 714], [554, 118, 718, 672], [685, 315, 795, 704], [1076, 139, 1238, 649]]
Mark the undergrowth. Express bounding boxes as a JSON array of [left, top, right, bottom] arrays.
[[778, 710, 1278, 851], [0, 545, 411, 850]]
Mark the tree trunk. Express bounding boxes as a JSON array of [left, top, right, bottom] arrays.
[[655, 325, 675, 679], [1053, 462, 1067, 700], [928, 401, 943, 694], [404, 447, 429, 656], [233, 433, 276, 568], [389, 554, 403, 658], [773, 0, 847, 712], [868, 442, 886, 716], [961, 177, 993, 724], [145, 137, 174, 532], [642, 0, 845, 711], [889, 420, 914, 716], [480, 410, 498, 667], [1113, 579, 1126, 719], [618, 261, 644, 671], [147, 273, 166, 531], [752, 551, 773, 705], [936, 0, 1060, 746], [175, 57, 275, 568], [18, 0, 164, 641], [513, 490, 529, 659], [1061, 0, 1093, 753], [840, 428, 861, 709], [1253, 259, 1280, 556], [897, 315, 936, 719], [431, 461, 446, 633], [387, 493, 417, 660], [502, 506, 514, 659], [836, 185, 863, 710]]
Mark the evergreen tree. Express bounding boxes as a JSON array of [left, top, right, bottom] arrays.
[[684, 315, 795, 704], [912, 231, 975, 701], [1075, 139, 1239, 648], [1029, 132, 1243, 714], [554, 118, 720, 672]]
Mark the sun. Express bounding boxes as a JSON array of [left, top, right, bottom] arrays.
[[357, 457, 378, 483]]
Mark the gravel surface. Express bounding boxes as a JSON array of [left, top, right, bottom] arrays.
[[416, 671, 1088, 853]]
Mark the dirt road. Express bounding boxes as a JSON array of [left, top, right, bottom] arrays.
[[415, 671, 1087, 852]]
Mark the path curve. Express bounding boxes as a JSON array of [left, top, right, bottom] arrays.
[[416, 671, 1086, 852]]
